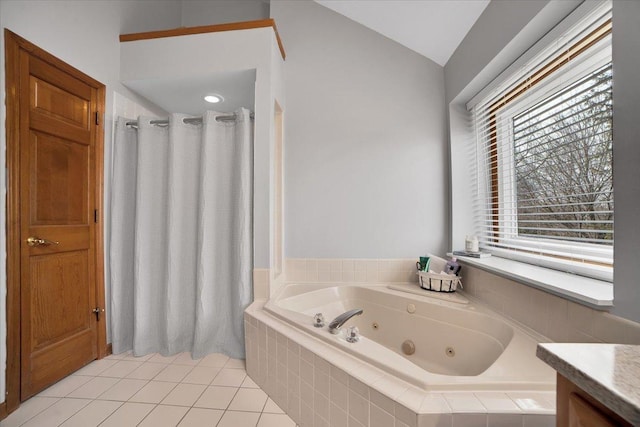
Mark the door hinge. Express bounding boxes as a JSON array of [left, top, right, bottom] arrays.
[[95, 111, 101, 126], [94, 209, 98, 223], [92, 307, 103, 321]]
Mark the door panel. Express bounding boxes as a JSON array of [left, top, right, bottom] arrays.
[[27, 226, 91, 255], [29, 55, 92, 106], [18, 40, 99, 400], [28, 330, 95, 397], [30, 131, 88, 224], [30, 251, 90, 350], [29, 77, 90, 129]]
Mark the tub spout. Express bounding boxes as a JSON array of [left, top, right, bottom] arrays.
[[328, 308, 363, 334]]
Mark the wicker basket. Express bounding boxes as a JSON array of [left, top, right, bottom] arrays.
[[417, 271, 462, 293]]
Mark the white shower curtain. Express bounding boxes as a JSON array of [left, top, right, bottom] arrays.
[[110, 109, 253, 359]]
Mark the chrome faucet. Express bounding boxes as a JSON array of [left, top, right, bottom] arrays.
[[328, 308, 363, 334]]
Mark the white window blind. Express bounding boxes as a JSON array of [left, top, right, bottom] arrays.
[[471, 3, 613, 281]]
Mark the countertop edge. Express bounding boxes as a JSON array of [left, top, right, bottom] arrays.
[[537, 343, 640, 425]]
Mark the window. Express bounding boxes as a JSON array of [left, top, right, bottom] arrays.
[[471, 4, 613, 281]]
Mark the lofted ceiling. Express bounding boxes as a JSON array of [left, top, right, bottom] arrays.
[[314, 0, 490, 66], [123, 1, 489, 115]]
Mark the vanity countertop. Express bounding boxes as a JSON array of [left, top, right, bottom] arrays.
[[537, 343, 640, 424]]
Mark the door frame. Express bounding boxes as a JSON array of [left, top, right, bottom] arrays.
[[4, 29, 107, 414]]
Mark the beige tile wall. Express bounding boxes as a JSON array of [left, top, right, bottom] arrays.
[[284, 258, 419, 284], [462, 265, 640, 345], [245, 305, 556, 427], [278, 257, 640, 345]]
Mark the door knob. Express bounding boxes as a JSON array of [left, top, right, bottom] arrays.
[[26, 237, 59, 247]]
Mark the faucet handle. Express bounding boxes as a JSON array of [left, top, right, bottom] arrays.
[[313, 313, 325, 328], [346, 326, 360, 343]]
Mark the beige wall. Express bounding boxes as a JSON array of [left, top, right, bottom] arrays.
[[181, 0, 269, 27], [271, 0, 448, 260]]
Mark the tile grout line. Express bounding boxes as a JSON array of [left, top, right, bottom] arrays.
[[53, 397, 93, 427], [7, 353, 295, 427], [254, 395, 272, 427], [94, 401, 125, 427], [11, 397, 61, 427]]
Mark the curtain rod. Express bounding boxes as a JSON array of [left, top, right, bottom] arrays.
[[125, 112, 254, 128]]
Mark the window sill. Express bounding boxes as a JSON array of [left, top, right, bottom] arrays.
[[454, 255, 613, 309]]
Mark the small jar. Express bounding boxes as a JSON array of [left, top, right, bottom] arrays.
[[465, 235, 479, 252]]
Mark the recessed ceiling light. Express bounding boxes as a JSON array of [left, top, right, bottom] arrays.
[[204, 94, 223, 103]]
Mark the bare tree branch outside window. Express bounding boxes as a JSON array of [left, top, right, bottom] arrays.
[[513, 63, 613, 245]]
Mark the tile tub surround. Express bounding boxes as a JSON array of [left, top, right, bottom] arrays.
[[461, 265, 640, 345], [283, 258, 640, 345], [537, 343, 640, 425], [284, 258, 420, 284], [245, 302, 557, 427]]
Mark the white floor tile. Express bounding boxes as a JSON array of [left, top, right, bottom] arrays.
[[147, 353, 179, 364], [194, 386, 238, 410], [211, 368, 246, 387], [126, 362, 168, 380], [67, 377, 120, 399], [262, 398, 285, 414], [217, 410, 260, 427], [97, 378, 149, 401], [72, 359, 118, 376], [161, 383, 207, 407], [0, 396, 60, 427], [120, 352, 154, 362], [129, 381, 177, 404], [241, 376, 260, 389], [59, 400, 122, 427], [228, 388, 268, 412], [178, 408, 224, 426], [99, 402, 155, 427], [104, 352, 130, 361], [98, 361, 144, 378], [37, 375, 93, 398], [154, 364, 193, 382], [137, 404, 189, 427], [257, 413, 296, 427], [20, 398, 91, 427], [224, 358, 246, 369], [198, 353, 229, 368], [182, 366, 221, 385], [173, 352, 201, 366]]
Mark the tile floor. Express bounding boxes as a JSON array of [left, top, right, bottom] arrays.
[[0, 352, 297, 427]]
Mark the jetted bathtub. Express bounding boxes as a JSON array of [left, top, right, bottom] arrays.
[[263, 283, 555, 391]]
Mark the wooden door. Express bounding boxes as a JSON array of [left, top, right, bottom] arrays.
[[5, 30, 107, 405]]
